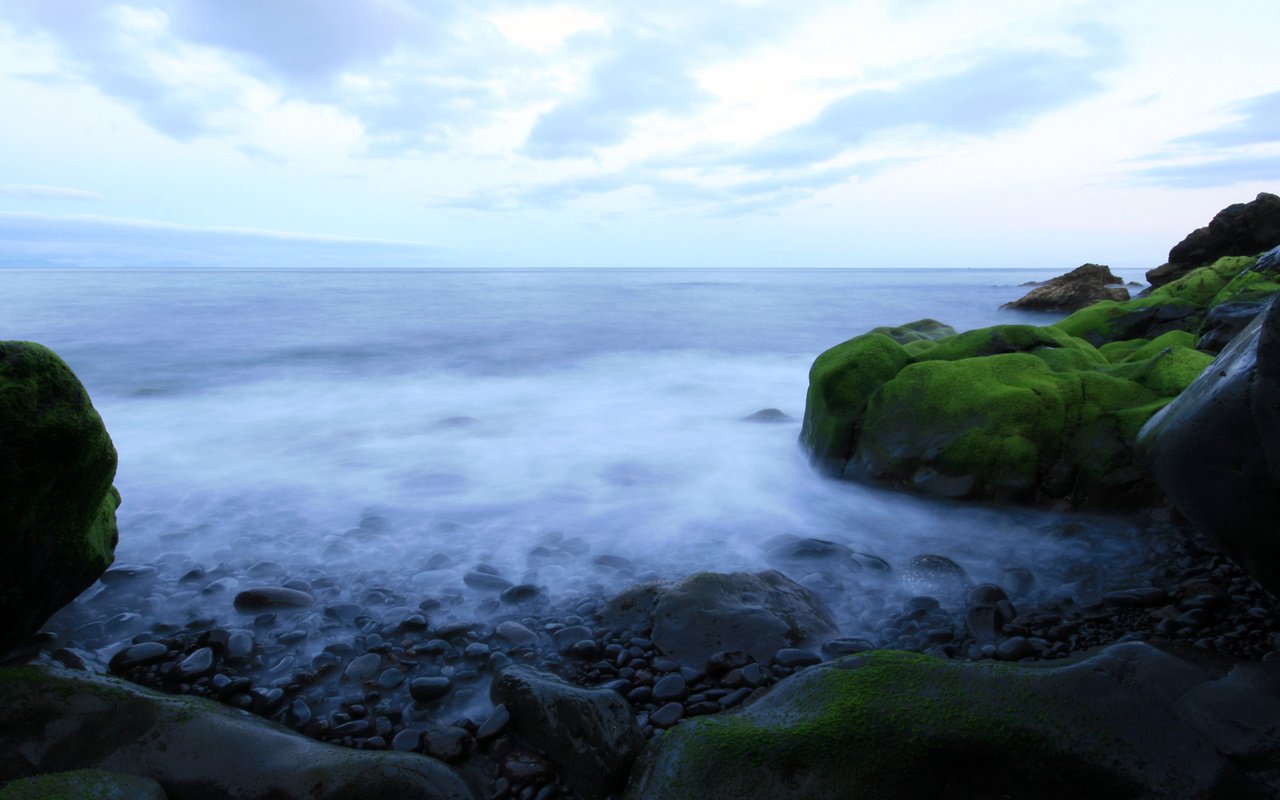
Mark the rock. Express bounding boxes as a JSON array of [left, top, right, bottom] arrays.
[[410, 676, 452, 703], [463, 571, 513, 592], [495, 621, 538, 645], [0, 342, 120, 655], [865, 318, 958, 345], [1103, 588, 1170, 608], [649, 701, 684, 728], [344, 653, 381, 682], [600, 571, 836, 665], [802, 322, 1214, 506], [423, 726, 470, 763], [773, 648, 821, 668], [0, 663, 474, 799], [1147, 192, 1280, 287], [1197, 300, 1271, 353], [901, 555, 970, 602], [1139, 295, 1280, 593], [740, 408, 792, 423], [108, 642, 169, 673], [1002, 264, 1129, 311], [177, 647, 214, 679], [476, 704, 509, 740], [233, 587, 315, 611], [651, 673, 687, 702], [0, 769, 167, 799], [492, 665, 643, 798], [627, 642, 1280, 799]]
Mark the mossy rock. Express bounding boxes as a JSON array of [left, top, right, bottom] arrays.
[[800, 323, 1210, 506], [0, 342, 120, 654], [627, 643, 1280, 799], [1054, 255, 1271, 347], [0, 769, 167, 800], [866, 318, 957, 345]]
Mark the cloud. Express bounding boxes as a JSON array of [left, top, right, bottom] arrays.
[[0, 212, 447, 268], [1176, 90, 1280, 149], [523, 35, 710, 159], [0, 184, 101, 201], [1128, 154, 1280, 188], [733, 44, 1117, 169]]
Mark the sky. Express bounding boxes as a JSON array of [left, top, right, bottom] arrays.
[[0, 0, 1278, 269]]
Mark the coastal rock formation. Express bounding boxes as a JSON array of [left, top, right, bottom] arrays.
[[600, 571, 836, 665], [492, 666, 644, 798], [0, 663, 475, 800], [1147, 192, 1280, 288], [0, 341, 120, 655], [1002, 263, 1129, 311], [627, 643, 1280, 799], [1138, 296, 1280, 595], [1056, 251, 1280, 350], [801, 323, 1211, 506]]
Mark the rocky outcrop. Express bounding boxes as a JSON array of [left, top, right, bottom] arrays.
[[627, 642, 1280, 799], [0, 341, 120, 655], [0, 663, 475, 799], [1003, 263, 1129, 311], [600, 571, 836, 666], [0, 769, 167, 799], [800, 323, 1212, 506], [492, 666, 644, 799], [1056, 251, 1280, 351], [1148, 192, 1280, 288], [1138, 295, 1280, 595]]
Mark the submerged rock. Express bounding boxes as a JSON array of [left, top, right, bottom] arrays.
[[1147, 192, 1280, 288], [1139, 295, 1280, 594], [0, 663, 475, 799], [0, 341, 120, 655], [1002, 263, 1129, 311], [600, 571, 836, 665], [627, 642, 1280, 799]]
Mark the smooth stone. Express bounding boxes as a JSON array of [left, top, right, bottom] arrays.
[[108, 641, 169, 672], [377, 668, 405, 690], [99, 565, 158, 584], [901, 555, 970, 602], [423, 726, 470, 763], [965, 583, 1009, 608], [741, 408, 792, 423], [463, 572, 513, 592], [996, 636, 1035, 661], [234, 587, 315, 612], [410, 677, 452, 703], [476, 704, 510, 740], [343, 653, 381, 682], [650, 702, 684, 728], [552, 625, 593, 652], [652, 674, 688, 702], [177, 647, 214, 678], [774, 648, 821, 668], [496, 621, 537, 645], [1103, 588, 1170, 608], [500, 584, 542, 604], [324, 604, 364, 625], [821, 639, 876, 657]]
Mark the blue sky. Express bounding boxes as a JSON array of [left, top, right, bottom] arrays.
[[0, 0, 1277, 269]]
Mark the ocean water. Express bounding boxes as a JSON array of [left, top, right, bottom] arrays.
[[3, 266, 1169, 649]]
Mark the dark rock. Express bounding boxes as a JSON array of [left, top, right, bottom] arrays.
[[343, 653, 381, 683], [463, 572, 513, 592], [108, 641, 169, 673], [773, 648, 821, 668], [995, 636, 1034, 661], [0, 342, 120, 655], [600, 571, 836, 665], [1148, 193, 1280, 287], [1198, 300, 1270, 353], [651, 673, 688, 702], [501, 748, 556, 784], [649, 701, 684, 729], [495, 621, 537, 645], [740, 408, 792, 423], [1002, 264, 1129, 311], [1103, 588, 1169, 608], [820, 638, 875, 657], [499, 584, 542, 604], [177, 647, 214, 679], [965, 583, 1009, 608], [901, 555, 970, 602], [1139, 296, 1280, 593], [0, 769, 167, 799], [491, 665, 643, 798], [234, 587, 315, 611], [422, 726, 470, 763]]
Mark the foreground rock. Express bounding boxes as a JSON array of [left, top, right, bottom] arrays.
[[628, 642, 1280, 799], [1057, 249, 1280, 351], [1003, 263, 1129, 311], [0, 663, 475, 800], [601, 571, 836, 665], [492, 665, 644, 798], [801, 323, 1211, 505], [0, 769, 167, 800], [0, 341, 121, 655], [1148, 192, 1280, 288], [1139, 295, 1280, 595]]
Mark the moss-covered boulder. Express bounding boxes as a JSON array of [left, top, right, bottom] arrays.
[[0, 769, 167, 800], [0, 342, 120, 655], [1054, 252, 1280, 351], [800, 323, 1212, 506], [0, 663, 476, 799], [627, 643, 1280, 799], [1147, 191, 1280, 288]]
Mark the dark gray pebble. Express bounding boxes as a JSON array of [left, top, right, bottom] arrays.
[[234, 587, 315, 611], [410, 676, 452, 703], [178, 647, 214, 678], [109, 641, 169, 672], [774, 648, 821, 668], [476, 704, 510, 740], [652, 673, 688, 702], [650, 702, 684, 728]]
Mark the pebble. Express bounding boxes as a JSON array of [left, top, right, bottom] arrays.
[[463, 571, 514, 592], [233, 587, 315, 611], [377, 668, 405, 690], [177, 647, 214, 678], [423, 726, 470, 762], [476, 704, 510, 740], [821, 638, 876, 657], [109, 641, 169, 672], [496, 621, 537, 645], [652, 673, 688, 702], [1103, 588, 1169, 608], [773, 648, 821, 668], [391, 728, 422, 752], [500, 584, 542, 604], [410, 676, 452, 703], [344, 653, 381, 682], [996, 637, 1034, 661], [649, 702, 684, 728]]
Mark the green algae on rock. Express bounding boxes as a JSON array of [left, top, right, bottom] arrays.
[[0, 769, 167, 800], [0, 341, 121, 654], [800, 322, 1212, 506], [626, 643, 1280, 800]]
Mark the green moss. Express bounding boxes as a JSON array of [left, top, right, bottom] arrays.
[[1210, 255, 1279, 308], [0, 769, 164, 800], [866, 318, 957, 345]]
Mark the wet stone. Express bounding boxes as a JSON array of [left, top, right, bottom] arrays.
[[902, 554, 970, 601], [553, 626, 593, 652], [1103, 588, 1169, 608], [378, 668, 405, 690], [774, 648, 821, 668], [821, 638, 876, 657], [496, 621, 538, 645], [966, 583, 1009, 608], [410, 676, 452, 703], [500, 584, 542, 604], [344, 653, 381, 682], [234, 587, 315, 611], [400, 614, 429, 630], [501, 748, 556, 784], [325, 604, 365, 625], [650, 702, 684, 728], [178, 647, 214, 678], [996, 636, 1035, 661], [464, 571, 514, 592], [109, 641, 169, 672], [652, 673, 688, 702], [477, 704, 510, 740], [391, 728, 422, 752]]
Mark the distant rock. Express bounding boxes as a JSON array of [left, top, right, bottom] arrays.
[[1139, 295, 1280, 594], [1002, 263, 1129, 311], [0, 341, 120, 655], [1147, 192, 1280, 288]]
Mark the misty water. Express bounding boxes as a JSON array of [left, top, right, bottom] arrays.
[[5, 266, 1174, 660]]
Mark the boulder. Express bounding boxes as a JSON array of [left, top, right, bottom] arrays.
[[491, 665, 644, 799], [627, 642, 1280, 799], [0, 769, 167, 800], [0, 663, 475, 800], [1002, 263, 1129, 311], [0, 341, 120, 655], [600, 571, 836, 666], [1147, 192, 1280, 287], [1138, 295, 1280, 594], [801, 323, 1212, 506]]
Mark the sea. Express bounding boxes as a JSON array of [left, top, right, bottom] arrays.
[[3, 266, 1173, 651]]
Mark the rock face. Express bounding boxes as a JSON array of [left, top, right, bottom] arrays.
[[800, 323, 1212, 506], [1148, 192, 1280, 288], [627, 643, 1280, 799], [1002, 263, 1129, 311], [0, 341, 120, 655], [1057, 250, 1280, 351], [0, 663, 475, 800], [1138, 296, 1280, 594], [600, 571, 836, 665], [491, 666, 644, 799]]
